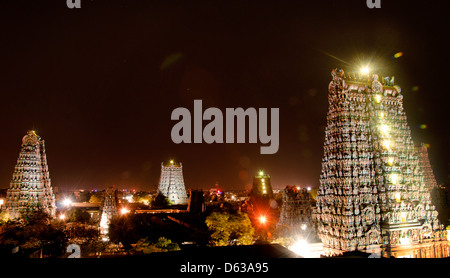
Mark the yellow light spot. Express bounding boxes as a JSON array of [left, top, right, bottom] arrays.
[[391, 174, 399, 184], [395, 192, 401, 202], [259, 171, 264, 176], [419, 124, 427, 130], [383, 140, 391, 149], [170, 160, 174, 164], [361, 67, 370, 74], [394, 52, 403, 59], [379, 124, 389, 135], [375, 95, 381, 103], [387, 157, 394, 165]]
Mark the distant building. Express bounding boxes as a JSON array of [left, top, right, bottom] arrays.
[[157, 160, 188, 205], [99, 186, 118, 236], [250, 170, 273, 199], [4, 130, 56, 219], [277, 186, 314, 235]]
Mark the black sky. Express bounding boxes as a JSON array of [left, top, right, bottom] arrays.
[[0, 0, 449, 192]]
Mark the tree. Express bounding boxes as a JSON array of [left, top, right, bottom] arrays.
[[134, 237, 180, 254], [152, 192, 171, 208], [205, 210, 254, 246], [0, 210, 67, 257], [69, 208, 91, 223], [89, 194, 102, 203]]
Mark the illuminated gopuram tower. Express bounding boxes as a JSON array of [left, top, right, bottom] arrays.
[[157, 160, 188, 205], [313, 68, 448, 258], [5, 130, 56, 219], [416, 143, 438, 190]]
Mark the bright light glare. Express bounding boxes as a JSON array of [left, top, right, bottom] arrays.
[[59, 214, 66, 220], [290, 239, 310, 257], [259, 216, 267, 224], [391, 174, 399, 184], [379, 124, 389, 135], [63, 198, 72, 207], [361, 67, 370, 74], [121, 208, 130, 215]]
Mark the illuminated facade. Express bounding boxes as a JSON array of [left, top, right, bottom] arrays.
[[277, 186, 314, 236], [99, 186, 118, 236], [250, 170, 273, 199], [4, 130, 56, 219], [416, 143, 438, 190], [313, 69, 448, 258], [157, 160, 188, 205]]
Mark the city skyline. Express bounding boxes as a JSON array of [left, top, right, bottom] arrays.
[[0, 0, 448, 192]]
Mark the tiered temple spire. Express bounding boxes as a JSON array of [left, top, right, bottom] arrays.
[[313, 69, 448, 257], [157, 160, 188, 205], [5, 130, 56, 219]]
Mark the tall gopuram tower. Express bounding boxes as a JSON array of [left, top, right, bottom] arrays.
[[313, 68, 448, 258], [5, 130, 56, 219], [157, 160, 188, 205]]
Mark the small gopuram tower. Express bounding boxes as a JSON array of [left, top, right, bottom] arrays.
[[157, 160, 188, 205], [313, 68, 448, 258], [277, 186, 314, 236], [5, 130, 56, 219], [416, 143, 438, 190], [99, 186, 118, 237]]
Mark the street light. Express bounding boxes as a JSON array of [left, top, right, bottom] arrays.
[[63, 198, 72, 207], [259, 215, 267, 225], [121, 208, 130, 215]]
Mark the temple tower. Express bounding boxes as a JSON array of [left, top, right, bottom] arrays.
[[4, 130, 56, 219], [416, 143, 438, 190], [157, 160, 188, 205], [313, 69, 447, 257], [277, 186, 314, 236], [99, 186, 118, 236]]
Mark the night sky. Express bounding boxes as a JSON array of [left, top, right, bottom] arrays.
[[0, 0, 448, 192]]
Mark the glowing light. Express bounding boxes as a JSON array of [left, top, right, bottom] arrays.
[[59, 214, 66, 220], [290, 239, 310, 257], [382, 140, 391, 150], [380, 112, 384, 118], [120, 208, 130, 215], [394, 52, 403, 59], [395, 192, 401, 202], [400, 237, 410, 245], [263, 190, 267, 194], [374, 95, 382, 103], [360, 67, 370, 74], [261, 179, 265, 182], [387, 157, 394, 166], [259, 171, 264, 176], [391, 174, 399, 184], [63, 198, 72, 207], [419, 124, 427, 130], [307, 187, 311, 191], [259, 216, 267, 224], [170, 160, 174, 164], [379, 124, 389, 135], [301, 224, 307, 230]]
